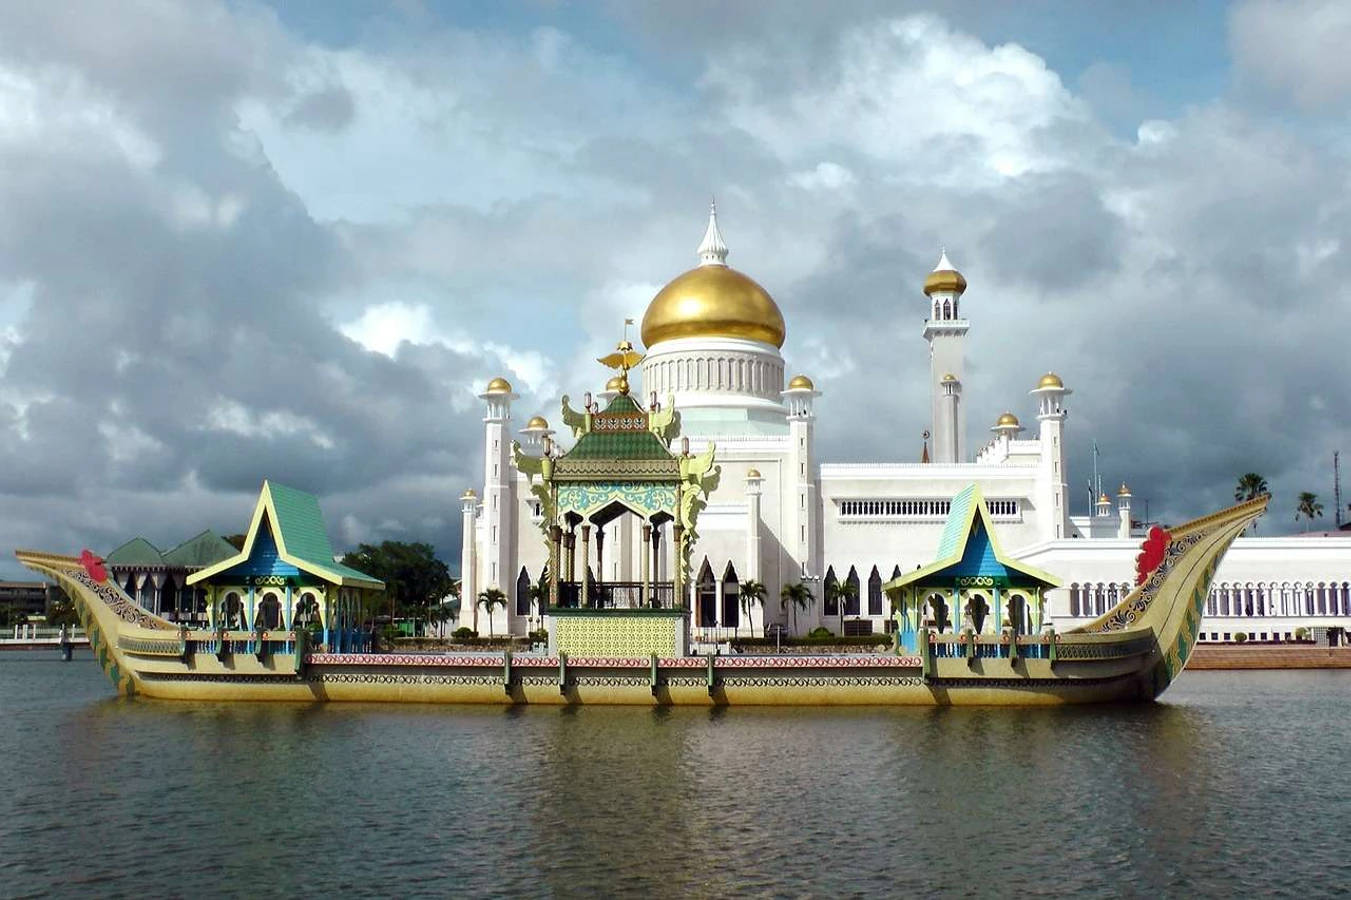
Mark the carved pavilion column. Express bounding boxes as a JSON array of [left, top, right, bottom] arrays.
[[595, 528, 605, 585], [641, 524, 652, 607], [672, 523, 685, 611], [548, 524, 562, 608], [580, 525, 592, 608]]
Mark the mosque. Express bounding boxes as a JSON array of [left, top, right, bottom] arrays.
[[458, 206, 1351, 642]]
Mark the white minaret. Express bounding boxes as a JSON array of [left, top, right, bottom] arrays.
[[923, 251, 969, 464], [457, 489, 478, 631], [745, 468, 764, 635], [518, 415, 554, 456], [1117, 482, 1133, 539], [783, 374, 821, 628], [479, 376, 517, 635], [1031, 372, 1071, 540]]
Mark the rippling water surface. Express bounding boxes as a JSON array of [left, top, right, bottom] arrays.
[[2, 653, 1348, 898]]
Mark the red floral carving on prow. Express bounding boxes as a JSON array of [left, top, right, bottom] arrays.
[[1134, 526, 1171, 585], [79, 549, 108, 583]]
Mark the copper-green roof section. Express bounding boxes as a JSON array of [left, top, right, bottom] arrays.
[[161, 530, 237, 568], [563, 393, 675, 461], [106, 537, 165, 567]]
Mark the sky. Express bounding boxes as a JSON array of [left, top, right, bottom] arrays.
[[0, 0, 1348, 579]]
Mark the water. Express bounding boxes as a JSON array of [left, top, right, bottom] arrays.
[[1, 653, 1348, 898]]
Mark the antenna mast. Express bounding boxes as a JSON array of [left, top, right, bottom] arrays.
[[1336, 450, 1343, 528]]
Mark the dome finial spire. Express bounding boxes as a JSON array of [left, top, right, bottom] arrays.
[[697, 198, 729, 266]]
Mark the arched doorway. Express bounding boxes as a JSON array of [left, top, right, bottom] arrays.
[[516, 567, 531, 617], [257, 592, 282, 630], [721, 562, 740, 630], [696, 559, 717, 628], [1008, 594, 1029, 635], [221, 592, 244, 629], [966, 593, 989, 633], [926, 593, 950, 631]]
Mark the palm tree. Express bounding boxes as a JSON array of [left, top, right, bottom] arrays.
[[1234, 472, 1269, 501], [825, 579, 859, 635], [1296, 492, 1324, 531], [476, 587, 507, 639], [1234, 473, 1269, 533], [739, 580, 767, 637], [780, 582, 813, 635]]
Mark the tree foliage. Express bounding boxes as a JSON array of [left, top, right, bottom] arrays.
[[1234, 473, 1268, 501], [477, 587, 508, 639], [1296, 492, 1324, 530], [779, 581, 813, 635], [342, 541, 454, 635], [739, 580, 767, 637]]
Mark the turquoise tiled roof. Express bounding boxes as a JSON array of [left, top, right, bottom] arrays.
[[266, 482, 380, 584]]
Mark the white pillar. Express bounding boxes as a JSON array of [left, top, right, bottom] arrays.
[[1117, 484, 1133, 539], [458, 489, 478, 632]]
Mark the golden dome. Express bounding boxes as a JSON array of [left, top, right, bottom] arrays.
[[923, 250, 966, 296], [641, 265, 786, 348], [995, 412, 1020, 428], [1118, 482, 1132, 496], [1036, 372, 1064, 390], [941, 373, 958, 383], [525, 416, 549, 430], [484, 376, 513, 394], [923, 269, 967, 296], [461, 488, 477, 499], [787, 374, 814, 390], [746, 468, 762, 479], [1098, 492, 1111, 504]]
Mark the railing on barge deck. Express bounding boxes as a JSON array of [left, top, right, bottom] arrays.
[[555, 581, 677, 610]]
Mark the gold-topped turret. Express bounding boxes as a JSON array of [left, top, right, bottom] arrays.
[[923, 249, 967, 296], [787, 374, 815, 390], [484, 376, 513, 394], [1036, 372, 1064, 390]]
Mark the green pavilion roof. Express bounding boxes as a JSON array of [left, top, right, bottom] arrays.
[[186, 480, 383, 589], [106, 537, 165, 567], [161, 530, 237, 568], [562, 393, 676, 462], [883, 484, 1061, 594]]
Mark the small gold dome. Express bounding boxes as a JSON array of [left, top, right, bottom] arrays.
[[1098, 492, 1111, 504], [995, 412, 1020, 428], [746, 468, 762, 479], [787, 374, 815, 390], [641, 265, 786, 348], [941, 373, 958, 383], [604, 376, 624, 391], [1036, 372, 1064, 390], [1118, 482, 1132, 496], [923, 269, 967, 296], [525, 416, 549, 430], [461, 488, 477, 499], [484, 376, 513, 394]]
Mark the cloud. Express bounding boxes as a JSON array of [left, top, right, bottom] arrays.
[[0, 3, 1348, 582], [1230, 0, 1351, 110]]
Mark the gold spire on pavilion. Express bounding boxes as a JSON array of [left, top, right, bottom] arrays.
[[596, 320, 645, 396]]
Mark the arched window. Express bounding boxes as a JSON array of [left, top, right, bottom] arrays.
[[516, 567, 532, 616], [221, 591, 244, 629], [926, 593, 950, 631], [966, 593, 989, 633], [1069, 583, 1080, 617], [721, 562, 740, 629], [1008, 594, 1029, 635], [296, 592, 320, 628], [822, 566, 839, 617], [867, 566, 883, 616], [942, 299, 951, 319], [845, 566, 861, 617], [258, 592, 282, 630], [696, 559, 717, 628]]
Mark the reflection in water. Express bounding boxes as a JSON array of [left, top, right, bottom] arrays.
[[3, 657, 1350, 895]]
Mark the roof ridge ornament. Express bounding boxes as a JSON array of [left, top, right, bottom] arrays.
[[697, 199, 729, 266]]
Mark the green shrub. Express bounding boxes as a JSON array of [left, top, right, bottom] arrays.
[[807, 626, 834, 639], [528, 629, 549, 643], [1234, 632, 1248, 643], [1295, 627, 1309, 641], [452, 626, 476, 641]]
